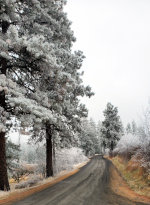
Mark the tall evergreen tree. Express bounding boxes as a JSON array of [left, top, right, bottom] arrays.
[[131, 120, 137, 134], [19, 0, 94, 177], [97, 121, 104, 153], [0, 0, 93, 185], [126, 123, 132, 134], [80, 118, 99, 156], [0, 0, 21, 190], [126, 121, 137, 135], [6, 139, 20, 173], [100, 103, 123, 154]]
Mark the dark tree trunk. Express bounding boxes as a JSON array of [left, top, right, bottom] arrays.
[[52, 138, 56, 168], [46, 125, 53, 177], [0, 20, 10, 191], [0, 133, 10, 191], [109, 141, 114, 157], [110, 141, 114, 151], [0, 86, 10, 190], [2, 21, 10, 34]]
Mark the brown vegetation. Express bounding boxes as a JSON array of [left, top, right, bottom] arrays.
[[109, 156, 150, 204]]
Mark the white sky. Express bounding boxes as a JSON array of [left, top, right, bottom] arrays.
[[65, 0, 150, 125]]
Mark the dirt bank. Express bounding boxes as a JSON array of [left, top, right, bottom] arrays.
[[109, 156, 150, 204]]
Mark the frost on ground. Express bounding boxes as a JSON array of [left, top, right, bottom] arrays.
[[0, 147, 88, 199], [54, 147, 88, 174]]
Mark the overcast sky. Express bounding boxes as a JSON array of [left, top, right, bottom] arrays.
[[65, 0, 150, 125]]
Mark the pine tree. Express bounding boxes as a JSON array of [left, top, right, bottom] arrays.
[[6, 139, 20, 173], [80, 118, 99, 156], [126, 123, 132, 134], [0, 0, 93, 182], [20, 0, 94, 177], [126, 121, 137, 135], [0, 0, 20, 190], [97, 121, 104, 153], [101, 103, 123, 155], [131, 121, 137, 135], [0, 0, 62, 187]]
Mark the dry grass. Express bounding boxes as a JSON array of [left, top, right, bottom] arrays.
[[110, 163, 150, 204], [111, 156, 150, 198]]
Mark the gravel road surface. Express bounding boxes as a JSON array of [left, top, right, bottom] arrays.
[[12, 156, 148, 205]]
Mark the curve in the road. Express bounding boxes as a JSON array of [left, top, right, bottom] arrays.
[[11, 156, 148, 205]]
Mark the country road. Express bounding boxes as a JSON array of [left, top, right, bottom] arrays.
[[12, 156, 148, 205]]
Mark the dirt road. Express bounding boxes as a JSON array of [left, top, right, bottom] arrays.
[[12, 156, 148, 205]]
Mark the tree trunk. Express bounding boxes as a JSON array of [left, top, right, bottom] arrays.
[[110, 141, 114, 152], [52, 138, 56, 172], [46, 125, 53, 177], [109, 141, 114, 157], [0, 20, 10, 190], [0, 58, 10, 190], [0, 133, 10, 191]]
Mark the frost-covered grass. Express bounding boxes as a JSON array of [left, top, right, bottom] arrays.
[[15, 175, 41, 189], [54, 147, 88, 174]]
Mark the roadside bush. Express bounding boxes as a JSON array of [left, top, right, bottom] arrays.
[[15, 181, 28, 189], [133, 142, 150, 175], [114, 133, 150, 176], [12, 166, 31, 183], [15, 175, 41, 189], [54, 147, 88, 174], [36, 163, 46, 178], [114, 134, 141, 160], [27, 176, 41, 187]]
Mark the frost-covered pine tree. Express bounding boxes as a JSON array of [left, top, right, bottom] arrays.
[[6, 139, 20, 174], [0, 0, 21, 191], [97, 120, 104, 153], [0, 0, 58, 188], [100, 103, 123, 155], [11, 0, 93, 177], [0, 0, 94, 183], [131, 120, 137, 134], [2, 0, 66, 178], [126, 123, 132, 134], [80, 118, 99, 156], [126, 121, 137, 135]]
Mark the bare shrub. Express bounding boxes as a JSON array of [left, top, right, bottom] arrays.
[[36, 163, 46, 178], [27, 175, 41, 187], [15, 175, 42, 189], [12, 167, 30, 183], [114, 133, 141, 161], [15, 181, 28, 189], [54, 147, 88, 174], [133, 142, 150, 175]]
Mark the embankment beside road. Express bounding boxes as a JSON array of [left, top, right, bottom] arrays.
[[109, 156, 150, 204]]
